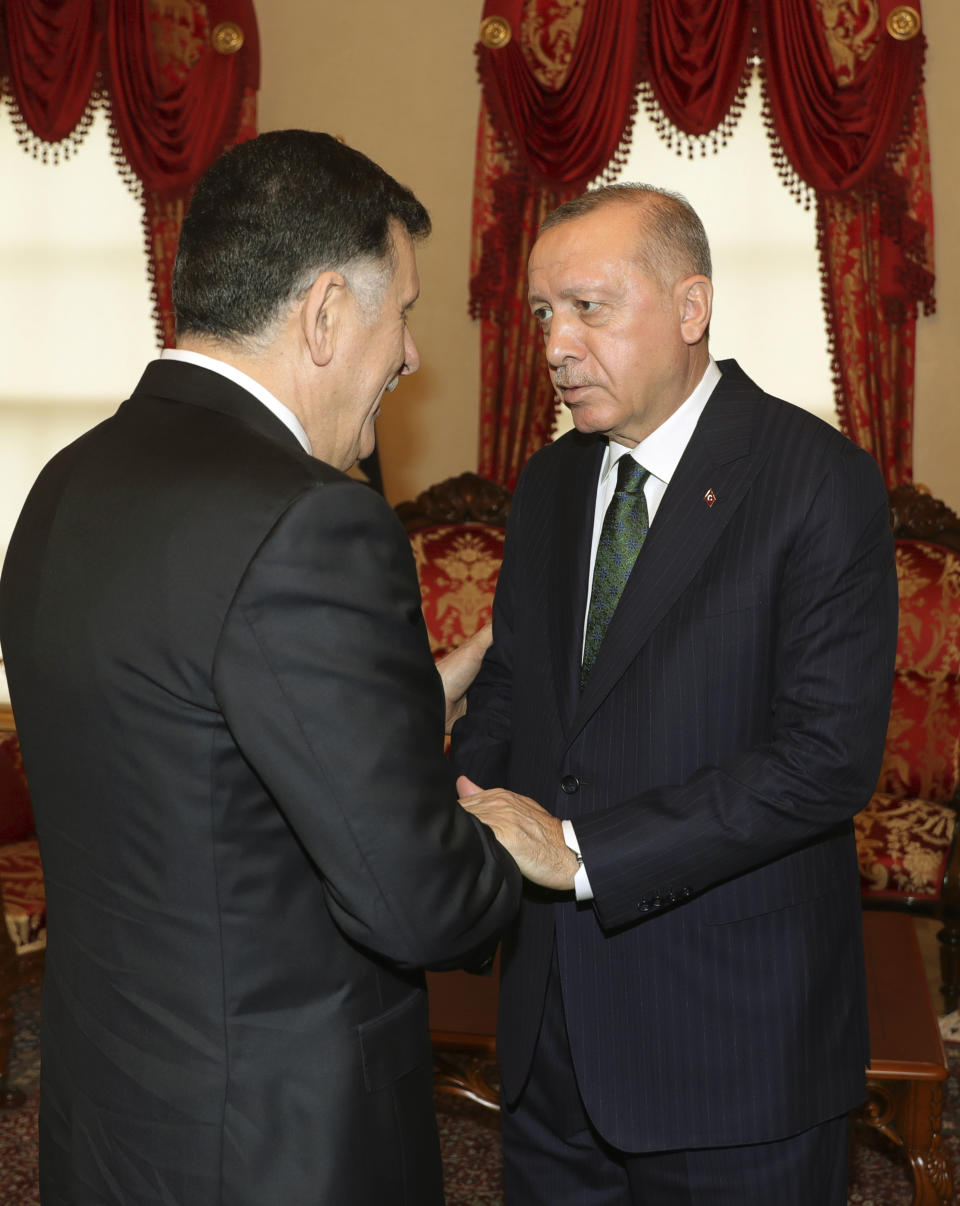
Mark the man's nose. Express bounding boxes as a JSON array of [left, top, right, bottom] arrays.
[[545, 314, 583, 367], [401, 326, 420, 375]]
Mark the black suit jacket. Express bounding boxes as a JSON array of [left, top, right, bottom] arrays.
[[451, 360, 898, 1152], [0, 359, 521, 1205]]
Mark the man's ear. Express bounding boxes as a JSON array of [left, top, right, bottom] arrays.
[[677, 275, 712, 345], [301, 270, 347, 367]]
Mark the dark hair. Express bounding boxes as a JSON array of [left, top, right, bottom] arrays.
[[173, 130, 431, 342], [540, 183, 712, 289]]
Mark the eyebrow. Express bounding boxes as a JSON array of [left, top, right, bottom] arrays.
[[528, 282, 612, 306], [558, 281, 611, 298]]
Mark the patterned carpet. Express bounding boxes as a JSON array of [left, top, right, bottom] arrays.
[[0, 983, 41, 1206], [1, 983, 957, 1205]]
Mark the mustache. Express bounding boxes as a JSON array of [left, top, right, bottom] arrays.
[[553, 367, 596, 390]]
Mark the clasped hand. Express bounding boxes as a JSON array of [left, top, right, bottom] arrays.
[[457, 776, 578, 891], [435, 623, 493, 734]]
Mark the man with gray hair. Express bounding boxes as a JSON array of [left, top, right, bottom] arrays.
[[453, 183, 897, 1204], [0, 130, 520, 1205]]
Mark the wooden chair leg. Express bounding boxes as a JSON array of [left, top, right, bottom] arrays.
[[863, 1076, 954, 1206]]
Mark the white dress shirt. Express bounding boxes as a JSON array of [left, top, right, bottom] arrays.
[[159, 348, 312, 454], [564, 357, 722, 898]]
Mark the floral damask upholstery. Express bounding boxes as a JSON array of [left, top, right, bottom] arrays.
[[0, 733, 44, 959], [397, 471, 513, 662], [0, 840, 45, 956], [408, 526, 505, 659], [0, 717, 44, 1105], [855, 792, 956, 900], [876, 541, 960, 803], [854, 486, 960, 1011]]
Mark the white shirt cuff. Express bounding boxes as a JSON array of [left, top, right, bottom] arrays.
[[561, 819, 594, 901]]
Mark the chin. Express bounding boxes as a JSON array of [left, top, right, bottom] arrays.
[[570, 409, 608, 435]]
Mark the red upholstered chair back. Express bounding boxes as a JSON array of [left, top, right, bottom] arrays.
[[0, 709, 44, 1103], [408, 526, 504, 658], [877, 539, 960, 803], [0, 733, 34, 846], [854, 485, 960, 1011], [396, 472, 513, 656], [0, 717, 45, 968]]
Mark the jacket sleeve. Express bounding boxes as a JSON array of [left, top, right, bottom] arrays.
[[212, 477, 521, 968], [579, 443, 899, 930]]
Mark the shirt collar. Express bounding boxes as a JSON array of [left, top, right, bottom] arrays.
[[159, 348, 312, 454], [599, 357, 721, 486]]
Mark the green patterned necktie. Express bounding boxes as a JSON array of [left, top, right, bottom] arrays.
[[581, 456, 650, 687]]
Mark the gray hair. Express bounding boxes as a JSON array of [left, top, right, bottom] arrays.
[[540, 183, 712, 291]]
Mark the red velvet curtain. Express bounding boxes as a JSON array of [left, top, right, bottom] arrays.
[[0, 0, 260, 346], [472, 0, 935, 489]]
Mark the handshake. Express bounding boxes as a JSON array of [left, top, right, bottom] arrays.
[[437, 625, 578, 892]]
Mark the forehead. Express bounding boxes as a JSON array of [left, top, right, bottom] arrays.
[[528, 205, 644, 298]]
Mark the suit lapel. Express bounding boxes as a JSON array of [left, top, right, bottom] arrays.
[[547, 436, 605, 735], [569, 363, 771, 743]]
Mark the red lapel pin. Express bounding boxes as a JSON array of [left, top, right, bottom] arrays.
[[704, 489, 717, 508]]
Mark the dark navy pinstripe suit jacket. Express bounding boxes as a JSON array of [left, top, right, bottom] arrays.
[[451, 360, 899, 1153]]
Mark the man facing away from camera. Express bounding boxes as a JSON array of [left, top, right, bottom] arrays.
[[0, 130, 521, 1206], [452, 183, 899, 1205]]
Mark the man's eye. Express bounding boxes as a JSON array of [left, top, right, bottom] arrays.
[[577, 300, 600, 314], [532, 306, 552, 324]]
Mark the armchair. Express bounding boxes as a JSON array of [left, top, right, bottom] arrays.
[[854, 485, 960, 1011], [397, 472, 512, 1109]]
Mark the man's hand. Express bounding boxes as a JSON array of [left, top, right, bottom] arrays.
[[457, 775, 578, 891], [436, 623, 493, 734]]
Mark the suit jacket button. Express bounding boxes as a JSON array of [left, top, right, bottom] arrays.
[[560, 775, 580, 794]]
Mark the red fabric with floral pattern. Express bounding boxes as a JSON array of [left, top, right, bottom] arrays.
[[878, 541, 960, 802], [856, 539, 960, 901], [855, 792, 955, 901], [0, 839, 45, 954], [409, 525, 505, 659], [0, 735, 33, 846], [0, 732, 43, 952]]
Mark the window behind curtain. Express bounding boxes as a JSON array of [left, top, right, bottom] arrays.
[[0, 108, 157, 556]]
